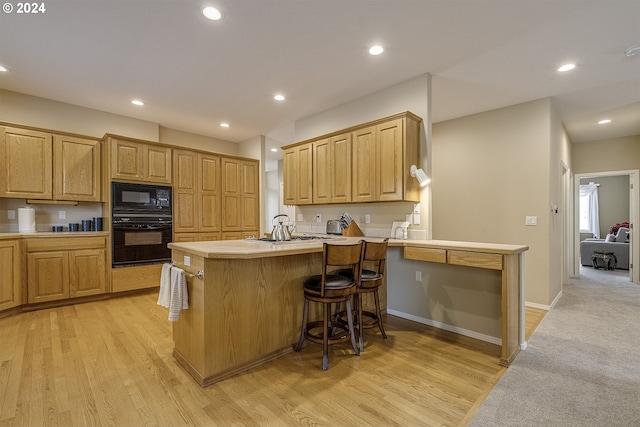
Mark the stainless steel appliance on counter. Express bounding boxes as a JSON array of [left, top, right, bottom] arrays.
[[111, 182, 172, 267]]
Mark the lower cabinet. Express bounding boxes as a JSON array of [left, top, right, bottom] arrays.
[[26, 237, 106, 304], [173, 232, 222, 243], [0, 240, 21, 311]]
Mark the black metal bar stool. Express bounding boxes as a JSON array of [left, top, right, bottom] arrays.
[[294, 241, 364, 370]]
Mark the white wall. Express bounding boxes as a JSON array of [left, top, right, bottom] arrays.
[[432, 98, 557, 306], [0, 89, 159, 141]]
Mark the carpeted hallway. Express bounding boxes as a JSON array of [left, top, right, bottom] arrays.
[[469, 266, 640, 426]]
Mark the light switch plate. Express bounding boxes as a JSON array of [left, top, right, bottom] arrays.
[[364, 214, 370, 224], [297, 214, 304, 222], [525, 216, 538, 226], [184, 255, 191, 267], [7, 210, 15, 220], [59, 210, 66, 219]]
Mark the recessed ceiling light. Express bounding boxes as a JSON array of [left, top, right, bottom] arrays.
[[598, 119, 612, 125], [274, 94, 285, 101], [203, 6, 222, 20], [0, 65, 8, 72], [131, 99, 144, 106], [369, 45, 384, 56], [558, 63, 576, 72], [220, 122, 229, 128], [270, 148, 278, 152]]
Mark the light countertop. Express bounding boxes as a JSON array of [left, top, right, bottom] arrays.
[[0, 231, 109, 240]]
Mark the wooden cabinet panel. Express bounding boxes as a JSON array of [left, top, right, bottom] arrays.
[[222, 157, 242, 231], [241, 160, 259, 231], [330, 133, 352, 203], [313, 138, 331, 204], [0, 240, 21, 311], [174, 150, 197, 192], [111, 264, 161, 293], [351, 126, 376, 203], [53, 135, 101, 201], [404, 246, 446, 264], [69, 249, 106, 297], [144, 145, 172, 184], [111, 139, 143, 181], [174, 192, 198, 232], [28, 252, 69, 303], [283, 148, 297, 205], [283, 143, 312, 205], [376, 119, 404, 201], [199, 154, 221, 232], [0, 126, 53, 199]]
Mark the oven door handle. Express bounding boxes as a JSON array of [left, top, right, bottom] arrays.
[[113, 224, 172, 231]]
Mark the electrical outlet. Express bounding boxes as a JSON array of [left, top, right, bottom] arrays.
[[415, 271, 422, 281], [364, 214, 370, 224], [297, 214, 304, 222], [184, 255, 191, 267], [315, 214, 322, 223], [59, 210, 66, 219], [525, 216, 537, 226]]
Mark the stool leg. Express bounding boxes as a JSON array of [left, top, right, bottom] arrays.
[[345, 298, 360, 356], [322, 303, 329, 370], [373, 289, 387, 339], [295, 298, 309, 352], [357, 293, 364, 351]]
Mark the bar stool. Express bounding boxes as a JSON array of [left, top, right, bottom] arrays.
[[338, 238, 389, 351], [294, 241, 364, 370]]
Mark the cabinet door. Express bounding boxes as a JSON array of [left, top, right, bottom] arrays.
[[53, 135, 101, 201], [0, 126, 53, 199], [27, 252, 69, 303], [144, 145, 172, 184], [0, 240, 20, 311], [351, 126, 376, 203], [173, 233, 198, 243], [282, 148, 297, 205], [199, 154, 221, 232], [313, 139, 331, 204], [221, 157, 242, 231], [330, 133, 352, 203], [241, 160, 260, 232], [173, 150, 199, 232], [69, 249, 106, 297], [297, 144, 313, 205], [376, 119, 404, 201], [111, 139, 144, 181]]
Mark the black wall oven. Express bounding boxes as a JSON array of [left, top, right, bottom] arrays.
[[112, 182, 172, 267]]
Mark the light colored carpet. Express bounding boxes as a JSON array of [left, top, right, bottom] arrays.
[[469, 266, 640, 426]]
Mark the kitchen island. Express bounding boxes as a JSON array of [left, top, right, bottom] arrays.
[[168, 237, 528, 386]]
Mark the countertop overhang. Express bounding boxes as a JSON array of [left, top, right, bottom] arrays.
[[168, 237, 529, 260]]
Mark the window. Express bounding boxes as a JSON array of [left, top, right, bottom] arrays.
[[579, 183, 600, 238]]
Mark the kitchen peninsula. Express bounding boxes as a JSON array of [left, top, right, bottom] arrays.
[[168, 237, 528, 386]]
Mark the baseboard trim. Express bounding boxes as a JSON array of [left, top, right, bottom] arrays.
[[525, 291, 563, 311], [387, 309, 502, 346]]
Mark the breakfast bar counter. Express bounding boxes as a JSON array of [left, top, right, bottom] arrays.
[[168, 237, 528, 386]]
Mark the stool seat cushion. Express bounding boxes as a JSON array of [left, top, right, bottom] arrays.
[[336, 268, 381, 281], [303, 274, 353, 291]]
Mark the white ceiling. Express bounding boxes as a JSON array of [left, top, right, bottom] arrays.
[[1, 0, 639, 162]]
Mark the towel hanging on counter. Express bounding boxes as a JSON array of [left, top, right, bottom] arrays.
[[168, 266, 189, 321], [157, 263, 172, 308]]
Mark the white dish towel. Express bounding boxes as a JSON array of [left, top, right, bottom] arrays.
[[168, 266, 189, 321], [157, 263, 172, 308]]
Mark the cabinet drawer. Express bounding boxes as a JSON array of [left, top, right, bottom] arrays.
[[27, 236, 107, 252], [404, 246, 446, 263], [447, 250, 503, 270]]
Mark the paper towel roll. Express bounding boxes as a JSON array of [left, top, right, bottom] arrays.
[[18, 207, 36, 233]]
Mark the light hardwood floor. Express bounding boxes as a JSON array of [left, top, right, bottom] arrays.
[[0, 293, 545, 426]]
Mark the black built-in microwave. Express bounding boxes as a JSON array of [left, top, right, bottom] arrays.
[[112, 182, 172, 214]]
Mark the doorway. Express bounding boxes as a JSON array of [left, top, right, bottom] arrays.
[[573, 170, 640, 284]]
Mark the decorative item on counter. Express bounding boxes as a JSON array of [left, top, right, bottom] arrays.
[[69, 223, 79, 232], [93, 217, 103, 231], [390, 221, 410, 240], [51, 226, 63, 232], [18, 206, 36, 233], [81, 219, 92, 231]]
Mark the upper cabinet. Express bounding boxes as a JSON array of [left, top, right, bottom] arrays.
[[283, 111, 422, 205], [0, 126, 101, 201], [110, 138, 171, 184], [283, 142, 312, 205], [221, 157, 260, 234]]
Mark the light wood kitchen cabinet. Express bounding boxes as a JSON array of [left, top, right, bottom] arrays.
[[1, 126, 102, 201], [173, 149, 222, 241], [53, 135, 101, 201], [26, 236, 107, 304], [283, 142, 312, 205], [0, 240, 21, 312], [0, 126, 53, 199], [283, 111, 421, 205], [221, 157, 260, 234], [110, 138, 172, 184]]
